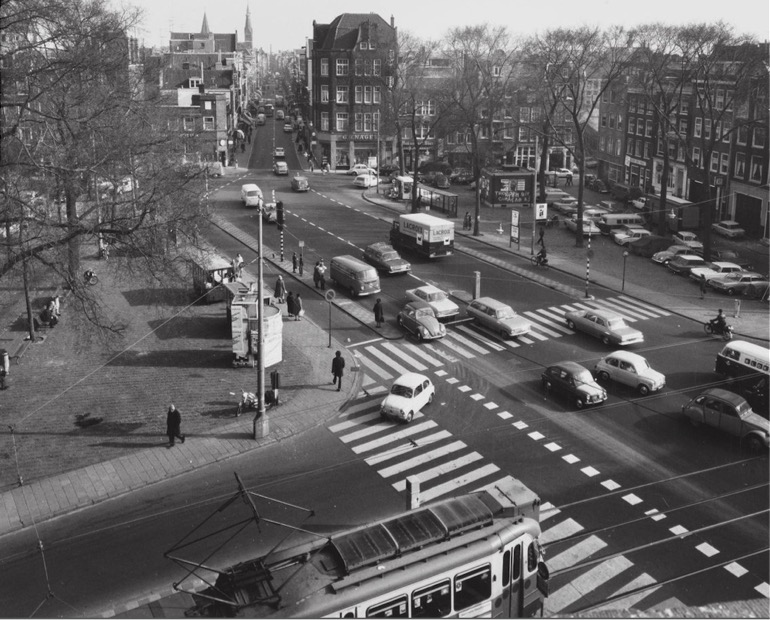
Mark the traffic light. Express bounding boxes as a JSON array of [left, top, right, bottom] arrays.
[[276, 200, 284, 230]]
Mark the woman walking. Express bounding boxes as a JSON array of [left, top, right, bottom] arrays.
[[274, 275, 286, 303], [294, 293, 303, 320], [373, 298, 384, 328], [286, 292, 296, 318]]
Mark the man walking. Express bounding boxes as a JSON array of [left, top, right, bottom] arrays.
[[317, 260, 327, 290], [292, 251, 298, 273], [373, 298, 384, 328], [700, 274, 707, 299], [166, 404, 185, 447], [331, 350, 345, 391]]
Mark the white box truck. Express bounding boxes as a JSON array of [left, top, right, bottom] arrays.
[[390, 213, 454, 258]]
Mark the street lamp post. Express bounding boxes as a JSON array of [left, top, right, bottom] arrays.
[[622, 251, 629, 292], [253, 199, 268, 439]]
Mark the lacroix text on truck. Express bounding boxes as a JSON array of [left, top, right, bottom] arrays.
[[390, 213, 454, 258]]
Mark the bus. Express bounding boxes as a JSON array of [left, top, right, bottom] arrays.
[[264, 103, 274, 117], [715, 340, 769, 412], [183, 479, 549, 618]]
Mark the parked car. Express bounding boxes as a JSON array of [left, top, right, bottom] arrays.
[[564, 216, 601, 235], [594, 351, 666, 396], [552, 201, 579, 216], [283, 123, 293, 133], [631, 197, 648, 211], [583, 206, 611, 223], [652, 245, 694, 265], [613, 226, 651, 246], [667, 254, 709, 276], [689, 262, 744, 283], [744, 281, 770, 300], [711, 220, 746, 239], [347, 163, 374, 176], [590, 178, 609, 193], [433, 173, 450, 189], [711, 249, 753, 270], [378, 163, 400, 177], [397, 301, 446, 341], [544, 187, 572, 200], [405, 284, 459, 320], [380, 372, 435, 423], [565, 308, 644, 346], [466, 297, 532, 339], [362, 242, 411, 274], [290, 174, 310, 192], [671, 231, 703, 253], [273, 147, 285, 158], [681, 388, 768, 451], [629, 235, 672, 258], [273, 161, 289, 175], [550, 167, 573, 179], [353, 173, 380, 188], [449, 168, 473, 184], [710, 272, 769, 296], [541, 361, 608, 409]]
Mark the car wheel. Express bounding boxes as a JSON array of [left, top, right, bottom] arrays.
[[726, 288, 735, 296], [405, 411, 414, 423], [598, 370, 610, 382], [601, 335, 611, 346], [397, 316, 404, 326], [427, 392, 434, 405], [417, 331, 424, 342], [575, 396, 585, 409], [542, 379, 553, 392], [349, 287, 356, 298], [567, 320, 576, 330], [746, 435, 764, 453], [638, 384, 650, 396], [500, 329, 508, 339]]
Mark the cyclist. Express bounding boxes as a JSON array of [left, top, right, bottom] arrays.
[[536, 245, 548, 265], [84, 269, 96, 284]]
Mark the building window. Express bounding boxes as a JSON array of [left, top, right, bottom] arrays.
[[629, 96, 637, 113], [369, 41, 376, 50], [336, 86, 349, 104], [373, 59, 381, 75], [645, 119, 652, 137], [636, 120, 643, 136], [321, 85, 329, 103], [644, 141, 650, 159], [336, 113, 348, 131], [321, 112, 329, 131], [374, 112, 380, 131], [627, 137, 634, 155], [720, 152, 729, 174], [609, 115, 615, 129], [734, 152, 745, 178], [615, 138, 621, 156], [750, 155, 763, 182], [359, 41, 367, 50], [710, 152, 719, 172], [364, 85, 372, 104], [354, 113, 363, 132], [753, 127, 766, 148], [679, 118, 688, 136], [626, 117, 633, 133], [692, 146, 701, 167], [355, 58, 363, 76], [320, 58, 329, 76], [364, 59, 372, 76], [704, 119, 711, 139], [737, 125, 748, 145], [518, 126, 528, 141], [520, 107, 530, 122], [354, 86, 362, 103], [204, 100, 212, 110], [492, 65, 501, 76], [617, 114, 622, 128], [725, 90, 733, 111], [183, 116, 195, 131], [716, 89, 724, 110], [603, 114, 609, 128], [336, 58, 349, 76], [373, 86, 381, 104], [364, 113, 373, 132], [635, 140, 642, 157], [694, 118, 702, 138], [202, 116, 214, 130]]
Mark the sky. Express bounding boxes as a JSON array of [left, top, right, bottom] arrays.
[[113, 0, 769, 51]]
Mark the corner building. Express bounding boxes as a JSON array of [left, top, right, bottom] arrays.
[[310, 13, 397, 171]]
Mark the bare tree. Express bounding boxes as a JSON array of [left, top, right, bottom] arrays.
[[529, 26, 633, 246], [442, 25, 521, 234]]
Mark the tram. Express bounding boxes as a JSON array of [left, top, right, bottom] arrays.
[[179, 478, 549, 618]]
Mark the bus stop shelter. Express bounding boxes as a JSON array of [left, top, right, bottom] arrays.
[[416, 185, 458, 218]]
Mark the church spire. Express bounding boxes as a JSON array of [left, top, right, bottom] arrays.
[[200, 12, 210, 35], [243, 2, 253, 48]]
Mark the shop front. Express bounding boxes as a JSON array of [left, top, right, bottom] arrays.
[[316, 131, 392, 172]]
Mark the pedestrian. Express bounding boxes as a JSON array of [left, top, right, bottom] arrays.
[[294, 293, 303, 320], [566, 173, 573, 186], [235, 253, 244, 278], [299, 254, 304, 276], [292, 251, 298, 273], [286, 292, 296, 318], [700, 274, 707, 299], [313, 261, 321, 288], [331, 350, 345, 391], [274, 275, 286, 303], [51, 295, 61, 316], [373, 298, 384, 328], [537, 226, 545, 247], [317, 260, 327, 290], [166, 404, 185, 447], [309, 160, 314, 172], [463, 211, 469, 230]]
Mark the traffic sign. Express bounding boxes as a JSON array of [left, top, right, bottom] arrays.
[[324, 289, 336, 302], [535, 203, 548, 221]]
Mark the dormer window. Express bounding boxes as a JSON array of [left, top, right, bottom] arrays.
[[189, 77, 201, 88]]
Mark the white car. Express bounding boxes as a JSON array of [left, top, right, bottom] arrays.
[[551, 168, 573, 179], [711, 220, 746, 239], [380, 373, 435, 423], [405, 284, 459, 320], [689, 262, 744, 283], [671, 231, 703, 253], [273, 147, 285, 158], [466, 297, 532, 339], [583, 206, 611, 223], [565, 216, 601, 235], [353, 173, 379, 188], [613, 227, 651, 246], [347, 163, 375, 176], [272, 161, 288, 175], [594, 351, 666, 396]]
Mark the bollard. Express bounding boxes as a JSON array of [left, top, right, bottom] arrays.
[[0, 348, 8, 390], [271, 370, 281, 405], [734, 298, 741, 318]]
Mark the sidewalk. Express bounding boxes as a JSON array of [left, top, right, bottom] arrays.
[[0, 223, 361, 537], [362, 187, 769, 342]]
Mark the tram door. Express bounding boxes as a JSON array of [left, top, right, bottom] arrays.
[[502, 542, 523, 617], [503, 537, 544, 618]]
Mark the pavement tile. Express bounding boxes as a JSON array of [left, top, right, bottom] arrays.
[[38, 478, 61, 513]]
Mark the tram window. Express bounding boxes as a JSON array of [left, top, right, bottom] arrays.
[[367, 595, 408, 618], [527, 542, 537, 572], [513, 543, 521, 580], [454, 565, 491, 611], [503, 550, 511, 586], [412, 580, 451, 617]]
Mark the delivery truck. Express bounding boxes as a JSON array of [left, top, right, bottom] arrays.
[[390, 213, 454, 258]]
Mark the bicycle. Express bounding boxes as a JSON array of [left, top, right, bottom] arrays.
[[83, 270, 99, 285], [530, 254, 549, 269]]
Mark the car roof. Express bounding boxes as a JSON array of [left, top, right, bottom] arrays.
[[717, 220, 740, 225], [603, 350, 646, 364], [698, 388, 750, 407], [550, 361, 591, 374], [671, 254, 705, 262], [578, 308, 622, 320], [393, 372, 430, 387], [709, 262, 741, 269], [413, 284, 442, 294], [367, 242, 394, 251], [403, 300, 432, 311], [470, 297, 512, 309]]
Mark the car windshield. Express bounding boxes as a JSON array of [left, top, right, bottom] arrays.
[[497, 308, 516, 319], [416, 308, 434, 319], [426, 291, 446, 302], [381, 251, 399, 261], [390, 384, 413, 398], [607, 318, 627, 329], [246, 191, 260, 197], [573, 369, 594, 384]]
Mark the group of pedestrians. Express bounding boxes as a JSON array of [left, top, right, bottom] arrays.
[[275, 275, 303, 319]]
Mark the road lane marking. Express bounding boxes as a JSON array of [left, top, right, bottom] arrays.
[[352, 421, 438, 454], [377, 440, 467, 478], [391, 452, 485, 491]]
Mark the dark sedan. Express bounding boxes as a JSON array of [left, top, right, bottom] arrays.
[[397, 301, 446, 341], [667, 254, 708, 276]]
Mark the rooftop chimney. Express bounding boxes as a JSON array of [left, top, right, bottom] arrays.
[[390, 15, 394, 28]]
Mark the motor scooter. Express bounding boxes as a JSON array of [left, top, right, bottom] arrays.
[[703, 321, 733, 341]]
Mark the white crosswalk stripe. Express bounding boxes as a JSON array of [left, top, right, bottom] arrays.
[[391, 452, 487, 491], [446, 329, 496, 354], [382, 341, 428, 371], [523, 311, 571, 336], [365, 345, 412, 376], [547, 555, 634, 612], [619, 295, 671, 316], [351, 420, 438, 454], [586, 299, 643, 321]]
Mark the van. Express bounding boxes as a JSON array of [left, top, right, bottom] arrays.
[[256, 114, 266, 126], [597, 212, 645, 235], [330, 255, 381, 298], [240, 183, 263, 208], [275, 109, 285, 120], [716, 341, 769, 413]]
